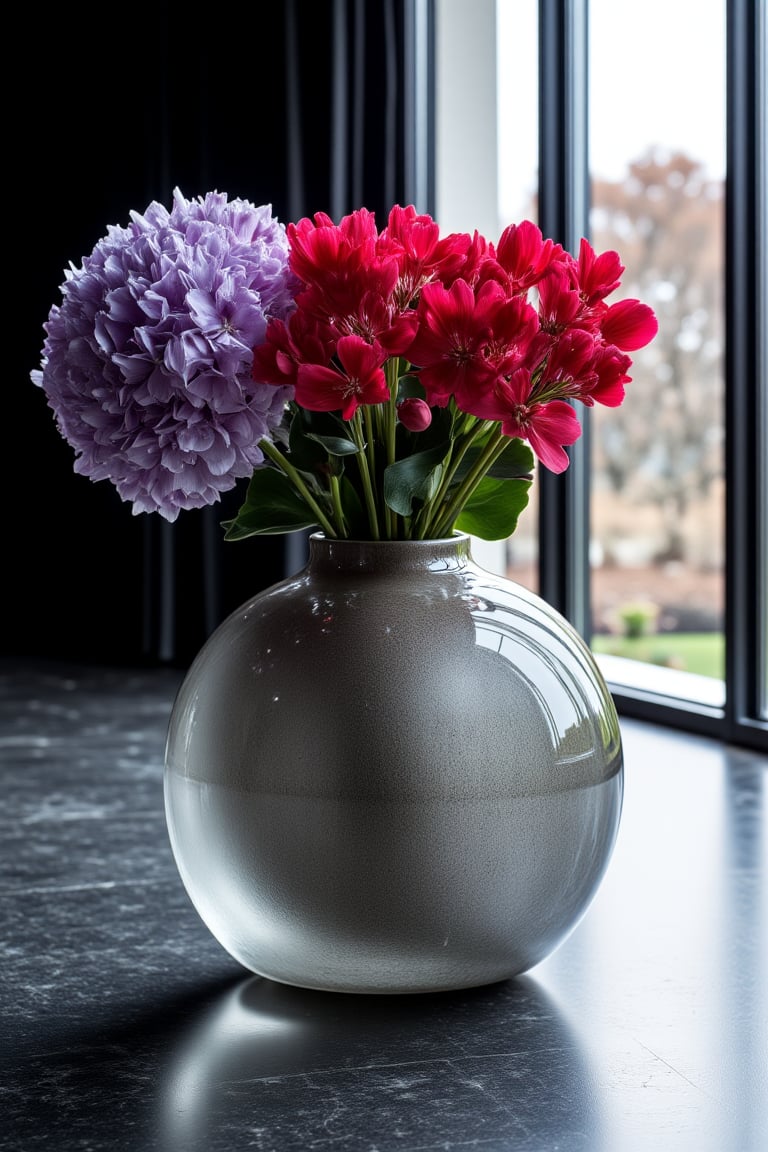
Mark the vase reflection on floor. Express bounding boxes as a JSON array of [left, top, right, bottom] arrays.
[[164, 533, 623, 994], [160, 975, 598, 1150]]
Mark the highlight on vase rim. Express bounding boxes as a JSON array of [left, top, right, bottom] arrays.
[[31, 188, 658, 544]]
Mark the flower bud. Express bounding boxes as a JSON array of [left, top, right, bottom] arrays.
[[397, 397, 432, 433]]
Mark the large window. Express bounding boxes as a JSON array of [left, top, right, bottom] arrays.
[[435, 0, 766, 750], [588, 0, 726, 709]]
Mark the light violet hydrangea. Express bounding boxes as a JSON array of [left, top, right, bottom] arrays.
[[31, 189, 300, 521]]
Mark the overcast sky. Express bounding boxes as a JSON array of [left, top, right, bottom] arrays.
[[497, 0, 726, 217], [588, 0, 726, 179]]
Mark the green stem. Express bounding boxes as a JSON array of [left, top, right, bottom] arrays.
[[370, 359, 402, 539], [429, 425, 508, 538], [433, 416, 485, 504], [384, 359, 402, 539], [385, 358, 400, 466], [352, 412, 381, 540], [362, 405, 378, 497], [329, 474, 348, 537], [413, 416, 489, 539], [259, 438, 338, 538]]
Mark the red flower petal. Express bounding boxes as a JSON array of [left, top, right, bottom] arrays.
[[601, 299, 659, 350]]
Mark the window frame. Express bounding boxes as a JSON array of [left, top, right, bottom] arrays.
[[724, 0, 767, 746], [534, 0, 766, 751], [430, 0, 765, 750]]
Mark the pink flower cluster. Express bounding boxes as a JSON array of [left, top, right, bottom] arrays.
[[252, 205, 658, 473]]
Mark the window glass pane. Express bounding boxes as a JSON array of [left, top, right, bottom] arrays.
[[496, 0, 539, 593], [588, 0, 726, 707], [496, 0, 539, 225], [435, 0, 539, 590]]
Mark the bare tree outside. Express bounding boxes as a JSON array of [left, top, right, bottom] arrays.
[[589, 149, 725, 679]]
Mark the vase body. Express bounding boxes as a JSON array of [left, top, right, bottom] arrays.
[[164, 533, 623, 994]]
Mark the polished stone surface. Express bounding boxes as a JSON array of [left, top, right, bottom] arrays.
[[1, 659, 766, 1151]]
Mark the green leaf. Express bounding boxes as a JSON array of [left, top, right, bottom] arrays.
[[485, 436, 535, 478], [455, 475, 532, 540], [222, 467, 319, 539], [288, 410, 357, 469], [454, 436, 535, 483], [306, 432, 359, 457], [337, 474, 367, 537], [383, 444, 449, 516]]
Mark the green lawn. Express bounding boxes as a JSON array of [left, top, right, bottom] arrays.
[[591, 632, 724, 679]]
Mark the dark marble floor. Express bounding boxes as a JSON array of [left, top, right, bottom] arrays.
[[1, 659, 766, 1152]]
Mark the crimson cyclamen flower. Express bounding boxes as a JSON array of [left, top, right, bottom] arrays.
[[536, 265, 583, 334], [252, 311, 337, 389], [491, 369, 583, 474], [536, 329, 598, 400], [576, 237, 625, 305], [296, 334, 389, 419], [407, 279, 501, 407], [582, 343, 634, 407], [288, 209, 398, 319], [494, 220, 563, 293], [31, 189, 300, 521], [379, 204, 474, 303], [288, 209, 378, 287], [287, 209, 423, 358]]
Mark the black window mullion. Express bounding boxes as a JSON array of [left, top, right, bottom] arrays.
[[724, 0, 768, 750], [404, 0, 436, 214], [536, 0, 591, 636]]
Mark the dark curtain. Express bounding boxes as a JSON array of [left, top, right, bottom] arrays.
[[9, 0, 434, 668]]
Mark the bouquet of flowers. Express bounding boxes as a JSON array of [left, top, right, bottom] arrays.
[[31, 188, 658, 542]]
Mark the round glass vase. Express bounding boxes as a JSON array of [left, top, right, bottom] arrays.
[[164, 532, 623, 994]]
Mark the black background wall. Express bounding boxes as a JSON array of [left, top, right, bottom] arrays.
[[9, 0, 431, 668]]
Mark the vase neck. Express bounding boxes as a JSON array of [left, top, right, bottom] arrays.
[[306, 534, 472, 575]]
